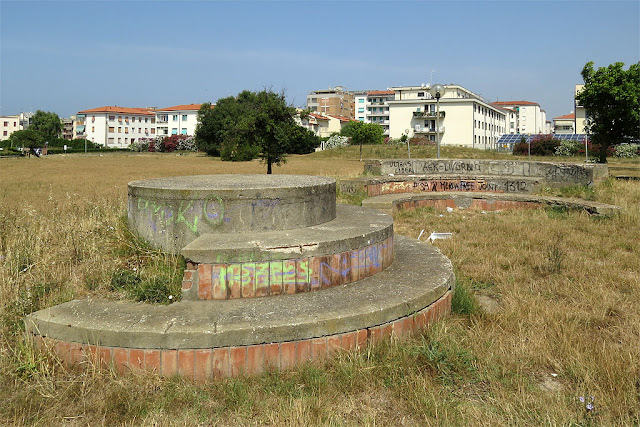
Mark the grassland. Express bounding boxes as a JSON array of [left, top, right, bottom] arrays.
[[0, 148, 638, 425]]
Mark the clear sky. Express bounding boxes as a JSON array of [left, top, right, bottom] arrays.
[[1, 0, 638, 121]]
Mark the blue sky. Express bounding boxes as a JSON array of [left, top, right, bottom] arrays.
[[1, 0, 638, 120]]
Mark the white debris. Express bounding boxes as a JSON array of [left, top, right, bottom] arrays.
[[428, 232, 453, 242]]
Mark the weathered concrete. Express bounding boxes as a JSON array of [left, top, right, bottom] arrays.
[[25, 235, 453, 349], [364, 159, 608, 186], [181, 204, 393, 264], [340, 175, 542, 195], [361, 191, 622, 216], [128, 175, 336, 252]]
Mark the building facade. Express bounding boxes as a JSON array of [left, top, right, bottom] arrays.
[[154, 104, 202, 137], [306, 87, 355, 119], [1, 115, 21, 141], [490, 101, 546, 134], [388, 84, 507, 149], [366, 90, 394, 135], [76, 106, 156, 147], [574, 84, 588, 134], [553, 113, 575, 134]]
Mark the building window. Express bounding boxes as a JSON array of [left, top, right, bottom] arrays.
[[118, 127, 121, 133], [151, 129, 155, 134], [358, 99, 364, 103], [108, 137, 114, 144], [151, 118, 155, 124], [181, 128, 187, 135], [125, 128, 129, 134], [138, 128, 141, 133], [2, 131, 7, 136], [3, 121, 7, 126], [172, 128, 178, 135], [417, 92, 424, 97], [109, 116, 115, 121], [91, 126, 95, 132], [358, 108, 364, 113], [173, 115, 178, 121], [118, 138, 121, 143], [182, 115, 187, 121]]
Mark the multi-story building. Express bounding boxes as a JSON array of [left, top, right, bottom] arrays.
[[306, 87, 355, 119], [1, 115, 21, 141], [553, 113, 575, 134], [61, 117, 75, 140], [366, 90, 394, 135], [76, 106, 156, 147], [490, 101, 546, 134], [354, 91, 367, 122], [574, 84, 588, 133], [388, 84, 507, 149], [154, 104, 202, 137]]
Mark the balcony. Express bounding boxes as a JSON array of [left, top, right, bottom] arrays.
[[367, 110, 389, 116], [412, 111, 445, 119], [414, 126, 445, 134]]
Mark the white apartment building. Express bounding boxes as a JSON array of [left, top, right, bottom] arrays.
[[1, 115, 21, 141], [366, 90, 394, 135], [354, 92, 367, 122], [388, 84, 507, 149], [490, 101, 546, 134], [553, 113, 575, 134], [154, 104, 202, 137], [76, 106, 156, 147], [574, 84, 587, 134]]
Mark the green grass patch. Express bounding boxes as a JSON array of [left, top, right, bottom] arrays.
[[452, 278, 480, 316]]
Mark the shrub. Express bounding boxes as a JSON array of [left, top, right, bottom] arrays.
[[555, 139, 582, 156], [324, 135, 349, 149], [408, 136, 435, 146], [513, 134, 560, 156], [614, 143, 640, 157]]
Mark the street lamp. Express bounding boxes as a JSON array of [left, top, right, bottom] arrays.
[[582, 119, 589, 162], [429, 84, 445, 159]]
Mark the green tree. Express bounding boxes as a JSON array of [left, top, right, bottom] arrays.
[[345, 121, 385, 160], [30, 110, 62, 141], [577, 61, 640, 163], [288, 125, 321, 154], [8, 129, 43, 149], [196, 90, 299, 174]]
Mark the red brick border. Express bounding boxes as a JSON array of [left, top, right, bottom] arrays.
[[31, 290, 451, 381], [187, 236, 395, 300]]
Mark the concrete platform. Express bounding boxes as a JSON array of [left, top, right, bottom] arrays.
[[181, 204, 394, 264], [361, 192, 622, 216], [128, 175, 336, 252], [25, 235, 453, 350]]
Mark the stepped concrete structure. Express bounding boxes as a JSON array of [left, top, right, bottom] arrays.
[[340, 159, 608, 196], [26, 175, 454, 380]]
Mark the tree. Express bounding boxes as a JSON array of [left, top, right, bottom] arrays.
[[30, 110, 62, 141], [195, 90, 299, 174], [287, 125, 321, 154], [344, 121, 385, 160], [8, 129, 43, 149], [577, 61, 640, 163]]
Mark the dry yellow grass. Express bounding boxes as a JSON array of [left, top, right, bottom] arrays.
[[0, 151, 638, 425]]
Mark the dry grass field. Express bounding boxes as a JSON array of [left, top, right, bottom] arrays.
[[0, 148, 638, 425]]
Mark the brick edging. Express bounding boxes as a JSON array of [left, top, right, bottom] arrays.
[[31, 290, 452, 380]]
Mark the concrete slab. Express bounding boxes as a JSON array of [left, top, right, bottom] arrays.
[[181, 204, 394, 264], [361, 192, 622, 216], [128, 175, 336, 252], [25, 235, 453, 349]]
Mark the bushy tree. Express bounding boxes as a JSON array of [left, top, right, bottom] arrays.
[[577, 61, 640, 163], [30, 110, 62, 141], [344, 121, 385, 160], [195, 90, 300, 174], [513, 135, 560, 156], [288, 125, 320, 154], [8, 129, 43, 149]]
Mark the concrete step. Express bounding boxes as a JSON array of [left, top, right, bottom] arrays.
[[26, 234, 453, 350]]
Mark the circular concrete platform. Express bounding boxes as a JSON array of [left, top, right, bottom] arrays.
[[128, 175, 336, 252]]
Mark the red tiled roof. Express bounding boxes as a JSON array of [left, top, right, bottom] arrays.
[[491, 101, 539, 107], [554, 113, 575, 120], [156, 104, 203, 112], [329, 115, 357, 122], [367, 90, 395, 95], [309, 113, 329, 121], [78, 106, 155, 115]]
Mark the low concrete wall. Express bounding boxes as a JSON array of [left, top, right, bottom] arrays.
[[364, 159, 608, 186]]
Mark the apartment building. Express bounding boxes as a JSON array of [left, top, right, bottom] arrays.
[[76, 106, 156, 147], [354, 91, 367, 122], [154, 104, 202, 137], [306, 87, 355, 119], [490, 101, 546, 134], [61, 117, 75, 140], [553, 113, 575, 134], [366, 90, 394, 135], [388, 84, 507, 149], [574, 84, 588, 134], [1, 115, 21, 141]]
